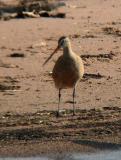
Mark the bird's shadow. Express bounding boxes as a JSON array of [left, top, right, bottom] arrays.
[[73, 139, 121, 150]]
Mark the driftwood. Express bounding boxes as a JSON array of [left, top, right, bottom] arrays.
[[1, 11, 39, 20], [19, 11, 39, 18], [0, 0, 66, 20], [1, 10, 66, 20], [39, 11, 66, 18]]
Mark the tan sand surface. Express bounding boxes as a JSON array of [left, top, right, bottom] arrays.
[[0, 0, 121, 156]]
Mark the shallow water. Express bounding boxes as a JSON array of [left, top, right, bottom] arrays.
[[0, 150, 121, 160]]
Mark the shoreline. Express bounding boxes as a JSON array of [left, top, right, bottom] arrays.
[[0, 108, 120, 156]]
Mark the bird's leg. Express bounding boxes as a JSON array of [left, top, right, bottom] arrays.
[[72, 86, 76, 116], [57, 88, 61, 117]]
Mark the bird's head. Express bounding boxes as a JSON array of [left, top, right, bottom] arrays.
[[43, 36, 70, 66], [58, 36, 70, 48]]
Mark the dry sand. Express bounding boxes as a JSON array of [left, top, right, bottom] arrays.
[[0, 0, 121, 156]]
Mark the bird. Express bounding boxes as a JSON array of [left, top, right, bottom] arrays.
[[43, 36, 84, 116]]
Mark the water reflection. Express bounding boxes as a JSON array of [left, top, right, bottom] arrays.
[[0, 150, 121, 160], [73, 139, 121, 150]]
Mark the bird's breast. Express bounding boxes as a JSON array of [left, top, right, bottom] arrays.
[[52, 55, 84, 89]]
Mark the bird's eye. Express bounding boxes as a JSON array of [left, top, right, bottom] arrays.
[[60, 40, 64, 46], [59, 39, 65, 47], [58, 36, 66, 46]]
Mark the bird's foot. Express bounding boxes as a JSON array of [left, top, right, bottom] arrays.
[[73, 111, 76, 116], [56, 111, 60, 118]]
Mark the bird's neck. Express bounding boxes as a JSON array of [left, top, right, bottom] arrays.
[[63, 42, 74, 57]]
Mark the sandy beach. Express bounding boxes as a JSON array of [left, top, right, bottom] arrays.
[[0, 0, 121, 157]]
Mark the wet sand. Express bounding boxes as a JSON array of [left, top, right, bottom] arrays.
[[0, 0, 121, 157]]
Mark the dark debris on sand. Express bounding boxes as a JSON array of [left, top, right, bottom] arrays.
[[0, 107, 120, 142], [81, 52, 115, 60], [103, 27, 121, 37], [9, 53, 25, 58], [0, 76, 20, 92]]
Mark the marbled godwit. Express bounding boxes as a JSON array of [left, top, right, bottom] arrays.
[[43, 36, 84, 116]]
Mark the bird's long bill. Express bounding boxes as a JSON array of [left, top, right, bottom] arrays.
[[43, 46, 59, 66]]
